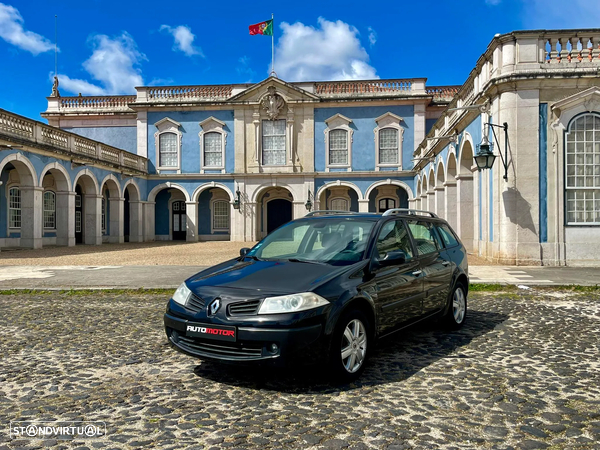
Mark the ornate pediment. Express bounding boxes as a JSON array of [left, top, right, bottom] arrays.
[[228, 77, 320, 103]]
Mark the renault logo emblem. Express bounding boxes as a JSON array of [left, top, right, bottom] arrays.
[[209, 299, 221, 315]]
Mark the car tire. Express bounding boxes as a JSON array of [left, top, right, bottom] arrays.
[[443, 281, 467, 329], [329, 309, 371, 382]]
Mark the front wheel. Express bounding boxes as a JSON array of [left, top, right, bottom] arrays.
[[443, 282, 467, 329], [329, 310, 370, 382]]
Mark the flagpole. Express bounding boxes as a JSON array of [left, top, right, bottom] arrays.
[[271, 12, 275, 77]]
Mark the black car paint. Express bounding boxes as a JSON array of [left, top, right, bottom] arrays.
[[164, 213, 469, 366]]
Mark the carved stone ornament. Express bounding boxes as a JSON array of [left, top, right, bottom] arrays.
[[583, 97, 600, 113], [261, 86, 285, 120]]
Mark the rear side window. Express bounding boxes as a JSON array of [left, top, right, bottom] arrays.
[[436, 224, 459, 248], [375, 220, 414, 260], [407, 220, 439, 255]]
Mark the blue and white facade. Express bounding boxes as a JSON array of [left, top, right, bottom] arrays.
[[27, 76, 450, 245], [3, 28, 600, 266]]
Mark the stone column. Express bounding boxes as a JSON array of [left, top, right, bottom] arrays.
[[434, 186, 446, 219], [56, 191, 75, 246], [421, 194, 428, 211], [443, 181, 458, 231], [358, 200, 370, 213], [129, 201, 143, 243], [84, 194, 102, 245], [108, 196, 125, 244], [293, 201, 307, 220], [143, 201, 155, 242], [185, 201, 198, 242], [456, 174, 474, 253], [20, 186, 43, 249], [427, 190, 435, 213], [244, 202, 258, 242]]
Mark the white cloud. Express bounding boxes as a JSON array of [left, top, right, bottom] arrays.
[[160, 25, 203, 57], [55, 74, 106, 96], [276, 17, 378, 81], [368, 27, 377, 47], [0, 3, 54, 55], [522, 0, 600, 28], [60, 32, 146, 96]]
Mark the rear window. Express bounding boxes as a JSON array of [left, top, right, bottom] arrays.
[[436, 224, 459, 248], [406, 220, 439, 255]]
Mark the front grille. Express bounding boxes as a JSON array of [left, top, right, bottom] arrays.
[[186, 293, 205, 313], [176, 335, 263, 359], [228, 299, 262, 316]]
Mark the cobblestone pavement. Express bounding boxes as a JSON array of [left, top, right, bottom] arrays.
[[1, 289, 599, 450]]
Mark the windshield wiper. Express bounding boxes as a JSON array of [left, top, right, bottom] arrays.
[[287, 258, 327, 265]]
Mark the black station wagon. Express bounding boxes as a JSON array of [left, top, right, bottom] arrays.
[[164, 209, 469, 381]]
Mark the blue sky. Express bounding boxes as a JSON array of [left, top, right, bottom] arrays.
[[0, 0, 596, 121]]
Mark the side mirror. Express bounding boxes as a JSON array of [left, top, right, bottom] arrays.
[[378, 250, 407, 267], [239, 247, 250, 257]]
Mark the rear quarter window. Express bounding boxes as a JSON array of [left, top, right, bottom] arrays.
[[436, 224, 459, 248], [407, 220, 439, 255]]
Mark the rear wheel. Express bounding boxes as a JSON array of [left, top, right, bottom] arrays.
[[329, 310, 370, 382], [443, 282, 467, 329]]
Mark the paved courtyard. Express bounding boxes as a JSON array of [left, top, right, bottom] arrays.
[[1, 289, 599, 449]]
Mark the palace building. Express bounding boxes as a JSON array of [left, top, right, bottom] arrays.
[[1, 28, 600, 266]]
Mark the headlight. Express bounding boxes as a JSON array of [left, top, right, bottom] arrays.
[[172, 282, 191, 306], [258, 292, 329, 315]]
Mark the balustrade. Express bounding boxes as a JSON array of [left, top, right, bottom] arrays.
[[145, 85, 233, 101], [544, 34, 600, 64], [315, 79, 415, 96], [0, 109, 147, 173]]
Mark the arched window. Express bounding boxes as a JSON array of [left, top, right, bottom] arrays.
[[8, 187, 21, 229], [159, 132, 178, 167], [378, 197, 396, 213], [330, 197, 349, 211], [379, 128, 399, 164], [213, 200, 230, 230], [329, 129, 348, 165], [43, 191, 56, 229], [566, 113, 600, 224], [204, 132, 223, 167]]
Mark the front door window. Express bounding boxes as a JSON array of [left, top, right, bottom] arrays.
[[172, 201, 187, 240]]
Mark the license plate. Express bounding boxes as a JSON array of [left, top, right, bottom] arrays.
[[185, 322, 236, 342]]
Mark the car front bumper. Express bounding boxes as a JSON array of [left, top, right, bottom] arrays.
[[164, 313, 326, 366]]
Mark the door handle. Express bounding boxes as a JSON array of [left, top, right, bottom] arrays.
[[412, 270, 422, 276], [441, 261, 451, 266]]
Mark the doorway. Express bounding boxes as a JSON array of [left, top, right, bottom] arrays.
[[266, 199, 292, 234], [172, 200, 187, 240]]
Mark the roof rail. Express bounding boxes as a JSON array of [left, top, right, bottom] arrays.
[[304, 210, 364, 217], [382, 208, 438, 218]]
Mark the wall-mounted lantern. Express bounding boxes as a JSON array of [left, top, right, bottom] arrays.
[[475, 122, 509, 180], [232, 186, 242, 210], [305, 189, 313, 212]]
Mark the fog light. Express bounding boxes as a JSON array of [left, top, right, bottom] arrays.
[[269, 343, 278, 353]]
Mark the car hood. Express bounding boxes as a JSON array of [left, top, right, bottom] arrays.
[[186, 258, 354, 296]]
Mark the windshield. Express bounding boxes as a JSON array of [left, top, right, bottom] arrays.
[[247, 218, 376, 266]]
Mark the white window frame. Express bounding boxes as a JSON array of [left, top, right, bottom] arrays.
[[43, 190, 56, 230], [325, 114, 353, 172], [565, 112, 600, 225], [199, 117, 227, 173], [8, 186, 21, 229], [374, 112, 404, 171], [154, 117, 182, 173], [101, 195, 107, 233], [261, 119, 287, 166], [212, 199, 230, 231]]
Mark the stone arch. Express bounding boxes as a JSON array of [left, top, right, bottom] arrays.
[[459, 132, 475, 175], [0, 152, 37, 186], [148, 182, 190, 203], [255, 186, 294, 239], [251, 182, 296, 203], [315, 180, 364, 203], [123, 179, 141, 202], [364, 178, 414, 201], [39, 162, 71, 191], [73, 169, 99, 195], [436, 160, 446, 186], [447, 151, 458, 180], [100, 173, 121, 198], [192, 182, 234, 203]]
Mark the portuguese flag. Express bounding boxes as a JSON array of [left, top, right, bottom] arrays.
[[249, 19, 273, 36]]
